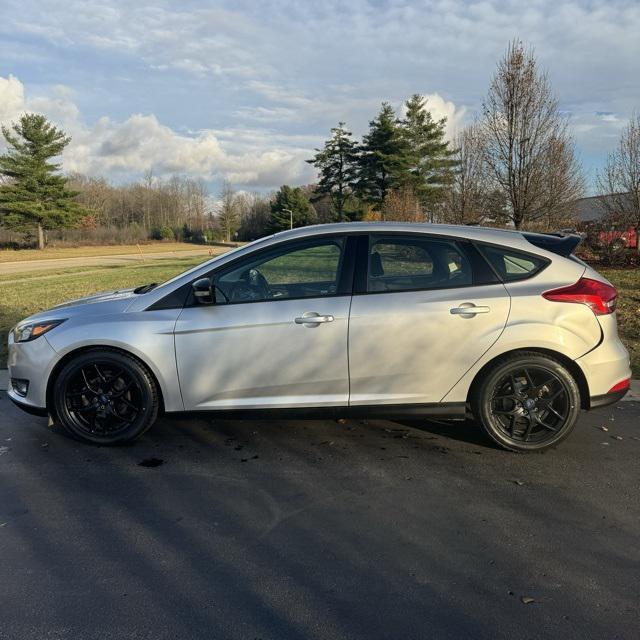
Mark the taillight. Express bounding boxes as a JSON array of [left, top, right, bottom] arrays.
[[542, 277, 618, 315]]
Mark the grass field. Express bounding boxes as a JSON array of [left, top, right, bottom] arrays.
[[1, 255, 638, 377], [0, 242, 208, 263], [0, 255, 207, 367], [600, 268, 640, 379]]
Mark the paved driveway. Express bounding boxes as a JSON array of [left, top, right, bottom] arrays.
[[0, 394, 638, 639]]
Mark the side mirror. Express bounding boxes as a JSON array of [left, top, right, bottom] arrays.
[[192, 277, 213, 304]]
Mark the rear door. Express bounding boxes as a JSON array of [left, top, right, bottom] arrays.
[[348, 233, 510, 406]]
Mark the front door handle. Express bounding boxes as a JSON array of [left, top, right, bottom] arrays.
[[294, 312, 335, 326], [450, 303, 490, 316]]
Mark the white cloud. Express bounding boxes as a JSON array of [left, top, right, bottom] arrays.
[[0, 74, 315, 188]]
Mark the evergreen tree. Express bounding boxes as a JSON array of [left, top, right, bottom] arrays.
[[356, 103, 409, 214], [0, 113, 84, 248], [400, 94, 458, 214], [270, 185, 317, 232], [307, 122, 359, 221]]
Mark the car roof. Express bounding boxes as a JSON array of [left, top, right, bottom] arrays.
[[267, 221, 529, 245]]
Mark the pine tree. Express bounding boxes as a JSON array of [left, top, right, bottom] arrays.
[[356, 103, 409, 214], [400, 94, 458, 216], [307, 122, 359, 221], [0, 113, 84, 248], [270, 185, 317, 232]]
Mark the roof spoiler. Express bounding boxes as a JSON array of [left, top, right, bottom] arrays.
[[521, 232, 582, 257]]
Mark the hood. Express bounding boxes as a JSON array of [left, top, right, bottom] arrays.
[[50, 288, 137, 309], [19, 288, 138, 326]]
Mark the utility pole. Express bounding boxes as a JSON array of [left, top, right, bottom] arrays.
[[282, 208, 293, 230]]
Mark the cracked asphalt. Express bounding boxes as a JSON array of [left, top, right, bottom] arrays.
[[0, 393, 638, 640]]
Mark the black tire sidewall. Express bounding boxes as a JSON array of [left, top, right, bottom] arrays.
[[473, 354, 581, 452], [53, 350, 158, 445]]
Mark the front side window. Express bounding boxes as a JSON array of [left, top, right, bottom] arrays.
[[367, 236, 472, 292], [215, 238, 345, 303]]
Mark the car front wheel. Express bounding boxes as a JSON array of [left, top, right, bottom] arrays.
[[52, 349, 159, 445], [471, 352, 581, 452]]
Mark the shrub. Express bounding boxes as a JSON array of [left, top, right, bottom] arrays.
[[149, 225, 175, 241]]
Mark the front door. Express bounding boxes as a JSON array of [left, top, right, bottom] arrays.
[[175, 236, 352, 410], [348, 234, 510, 405]]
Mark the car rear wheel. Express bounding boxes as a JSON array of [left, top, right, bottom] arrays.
[[52, 350, 159, 445], [471, 352, 581, 452]]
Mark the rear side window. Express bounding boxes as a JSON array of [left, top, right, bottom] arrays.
[[367, 236, 473, 292], [479, 245, 547, 282]]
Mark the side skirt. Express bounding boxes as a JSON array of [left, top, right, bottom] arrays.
[[166, 402, 468, 421]]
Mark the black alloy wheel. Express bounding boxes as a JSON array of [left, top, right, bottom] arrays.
[[52, 350, 159, 445], [472, 352, 581, 452]]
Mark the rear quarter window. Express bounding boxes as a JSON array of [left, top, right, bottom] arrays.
[[479, 245, 548, 282]]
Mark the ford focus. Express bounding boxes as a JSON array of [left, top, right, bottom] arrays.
[[8, 223, 631, 452]]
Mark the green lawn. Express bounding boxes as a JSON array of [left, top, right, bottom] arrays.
[[0, 256, 206, 367], [1, 258, 639, 378]]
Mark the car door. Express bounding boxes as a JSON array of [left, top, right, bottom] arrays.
[[348, 234, 510, 406], [175, 235, 354, 410]]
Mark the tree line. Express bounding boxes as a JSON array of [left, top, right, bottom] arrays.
[[1, 40, 639, 250]]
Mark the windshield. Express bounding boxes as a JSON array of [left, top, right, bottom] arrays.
[[154, 237, 273, 290]]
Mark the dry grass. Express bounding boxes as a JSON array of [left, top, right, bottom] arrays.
[[0, 242, 209, 263], [600, 268, 640, 378]]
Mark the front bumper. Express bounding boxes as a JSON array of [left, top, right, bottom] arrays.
[[7, 333, 59, 412], [8, 393, 48, 416]]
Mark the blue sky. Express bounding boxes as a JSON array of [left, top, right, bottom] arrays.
[[1, 0, 639, 194]]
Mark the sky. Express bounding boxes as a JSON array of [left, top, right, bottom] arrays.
[[0, 0, 639, 195]]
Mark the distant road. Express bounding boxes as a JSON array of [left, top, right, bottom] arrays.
[[0, 246, 227, 275]]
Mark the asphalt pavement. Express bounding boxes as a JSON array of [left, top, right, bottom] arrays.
[[0, 393, 638, 640]]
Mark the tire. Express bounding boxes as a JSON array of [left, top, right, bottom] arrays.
[[471, 352, 581, 452], [52, 349, 159, 445]]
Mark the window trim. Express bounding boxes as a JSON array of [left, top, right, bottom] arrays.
[[184, 234, 357, 307], [355, 232, 501, 296]]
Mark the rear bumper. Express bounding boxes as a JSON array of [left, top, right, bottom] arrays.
[[589, 388, 629, 409], [575, 324, 632, 399]]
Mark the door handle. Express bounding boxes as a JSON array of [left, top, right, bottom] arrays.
[[294, 312, 335, 326], [450, 304, 490, 316]]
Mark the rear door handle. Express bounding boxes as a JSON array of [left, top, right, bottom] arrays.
[[295, 312, 335, 326], [450, 304, 490, 316]]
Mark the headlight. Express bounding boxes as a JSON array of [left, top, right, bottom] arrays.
[[13, 319, 66, 343]]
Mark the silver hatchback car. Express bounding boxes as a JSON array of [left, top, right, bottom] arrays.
[[8, 223, 631, 451]]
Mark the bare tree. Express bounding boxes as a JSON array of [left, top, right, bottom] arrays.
[[536, 134, 583, 230], [236, 191, 272, 240], [443, 123, 491, 225], [596, 113, 640, 236], [481, 40, 583, 229], [216, 180, 240, 242]]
